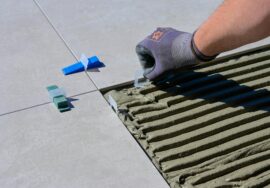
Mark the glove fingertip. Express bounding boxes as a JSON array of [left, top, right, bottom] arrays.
[[135, 44, 145, 55]]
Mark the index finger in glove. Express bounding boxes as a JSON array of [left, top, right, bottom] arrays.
[[135, 44, 156, 77]]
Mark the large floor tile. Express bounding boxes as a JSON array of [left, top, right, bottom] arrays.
[[0, 0, 96, 115], [35, 0, 225, 89], [0, 91, 168, 188]]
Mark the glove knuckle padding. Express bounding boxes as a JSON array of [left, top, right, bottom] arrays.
[[171, 33, 196, 68], [136, 27, 198, 80]]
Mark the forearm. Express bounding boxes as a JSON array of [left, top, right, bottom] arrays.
[[194, 0, 270, 56]]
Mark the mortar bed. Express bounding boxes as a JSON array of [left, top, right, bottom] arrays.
[[102, 45, 270, 188]]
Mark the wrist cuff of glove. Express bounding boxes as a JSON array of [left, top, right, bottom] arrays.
[[191, 32, 218, 62]]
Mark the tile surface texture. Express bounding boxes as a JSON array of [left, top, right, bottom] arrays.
[[104, 46, 270, 187], [0, 91, 169, 188], [0, 0, 96, 115], [1, 1, 269, 188], [36, 0, 227, 89]]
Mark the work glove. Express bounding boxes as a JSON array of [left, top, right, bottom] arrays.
[[136, 27, 217, 80]]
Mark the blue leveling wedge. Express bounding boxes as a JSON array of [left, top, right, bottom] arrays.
[[62, 54, 103, 75]]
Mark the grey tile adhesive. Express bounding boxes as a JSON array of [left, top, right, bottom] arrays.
[[103, 45, 270, 188]]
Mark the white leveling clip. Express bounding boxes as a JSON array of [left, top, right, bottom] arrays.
[[80, 53, 89, 70], [134, 69, 148, 88], [108, 95, 118, 112]]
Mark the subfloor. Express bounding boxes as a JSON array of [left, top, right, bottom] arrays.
[[104, 46, 270, 187], [0, 1, 269, 188]]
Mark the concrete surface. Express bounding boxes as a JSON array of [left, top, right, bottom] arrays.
[[0, 91, 168, 188], [0, 0, 96, 115]]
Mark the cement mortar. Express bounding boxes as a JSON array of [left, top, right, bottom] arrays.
[[104, 46, 270, 188]]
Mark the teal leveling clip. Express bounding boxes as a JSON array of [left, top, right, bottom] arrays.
[[47, 85, 70, 112]]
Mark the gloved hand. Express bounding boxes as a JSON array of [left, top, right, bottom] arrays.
[[136, 27, 217, 80]]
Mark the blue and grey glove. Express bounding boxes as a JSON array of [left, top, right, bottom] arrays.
[[136, 27, 217, 80]]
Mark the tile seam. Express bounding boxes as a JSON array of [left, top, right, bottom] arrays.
[[0, 0, 109, 117], [32, 0, 99, 90], [0, 90, 98, 117]]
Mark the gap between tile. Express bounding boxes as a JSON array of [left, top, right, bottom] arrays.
[[0, 90, 98, 117], [0, 0, 104, 117], [33, 0, 99, 90]]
